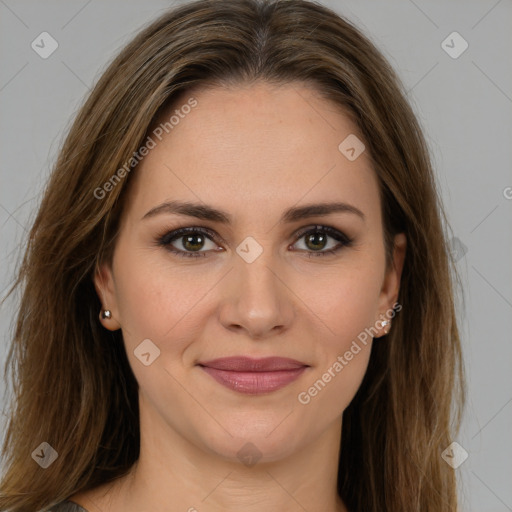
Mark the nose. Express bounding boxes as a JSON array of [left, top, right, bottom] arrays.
[[218, 249, 295, 340]]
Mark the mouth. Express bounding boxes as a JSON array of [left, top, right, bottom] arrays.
[[197, 356, 310, 395]]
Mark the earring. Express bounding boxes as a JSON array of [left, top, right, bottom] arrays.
[[100, 309, 112, 320], [381, 319, 391, 334]]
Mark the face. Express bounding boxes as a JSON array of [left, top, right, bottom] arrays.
[[95, 81, 406, 464]]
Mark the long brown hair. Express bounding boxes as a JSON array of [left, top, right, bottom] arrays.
[[0, 1, 465, 510]]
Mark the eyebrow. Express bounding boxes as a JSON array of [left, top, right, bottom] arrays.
[[142, 200, 365, 223]]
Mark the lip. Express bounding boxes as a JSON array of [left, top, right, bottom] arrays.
[[198, 356, 309, 394]]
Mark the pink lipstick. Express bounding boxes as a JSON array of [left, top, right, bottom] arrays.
[[197, 356, 309, 394]]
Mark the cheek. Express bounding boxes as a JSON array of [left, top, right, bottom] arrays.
[[294, 295, 376, 427], [301, 259, 384, 344], [291, 259, 383, 412], [112, 243, 214, 354]]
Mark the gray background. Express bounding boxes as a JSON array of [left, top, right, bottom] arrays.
[[0, 1, 511, 510]]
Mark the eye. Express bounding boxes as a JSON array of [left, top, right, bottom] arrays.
[[157, 227, 220, 258], [156, 225, 353, 258], [290, 225, 353, 257]]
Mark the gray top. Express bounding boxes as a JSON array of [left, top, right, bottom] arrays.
[[47, 500, 89, 512]]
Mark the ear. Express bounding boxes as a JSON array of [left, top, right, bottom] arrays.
[[93, 261, 121, 331], [375, 233, 406, 337]]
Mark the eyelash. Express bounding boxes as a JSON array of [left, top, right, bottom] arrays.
[[156, 225, 353, 259]]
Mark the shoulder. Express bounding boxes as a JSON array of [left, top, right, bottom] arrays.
[[47, 500, 89, 512]]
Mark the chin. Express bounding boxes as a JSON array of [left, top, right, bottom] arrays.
[[195, 413, 307, 465]]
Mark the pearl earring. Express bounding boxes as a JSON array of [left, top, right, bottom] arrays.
[[100, 309, 112, 320], [381, 319, 390, 333]]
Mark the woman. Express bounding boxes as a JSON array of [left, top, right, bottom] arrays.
[[0, 0, 465, 511]]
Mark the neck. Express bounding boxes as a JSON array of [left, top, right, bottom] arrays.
[[72, 393, 348, 512], [117, 397, 347, 512]]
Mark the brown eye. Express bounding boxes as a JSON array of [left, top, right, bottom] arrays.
[[158, 227, 220, 258], [304, 231, 328, 251], [292, 225, 353, 257], [179, 233, 207, 252]]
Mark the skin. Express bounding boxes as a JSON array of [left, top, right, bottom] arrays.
[[71, 81, 406, 512]]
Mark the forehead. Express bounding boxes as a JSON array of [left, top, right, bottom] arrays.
[[126, 81, 380, 224]]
